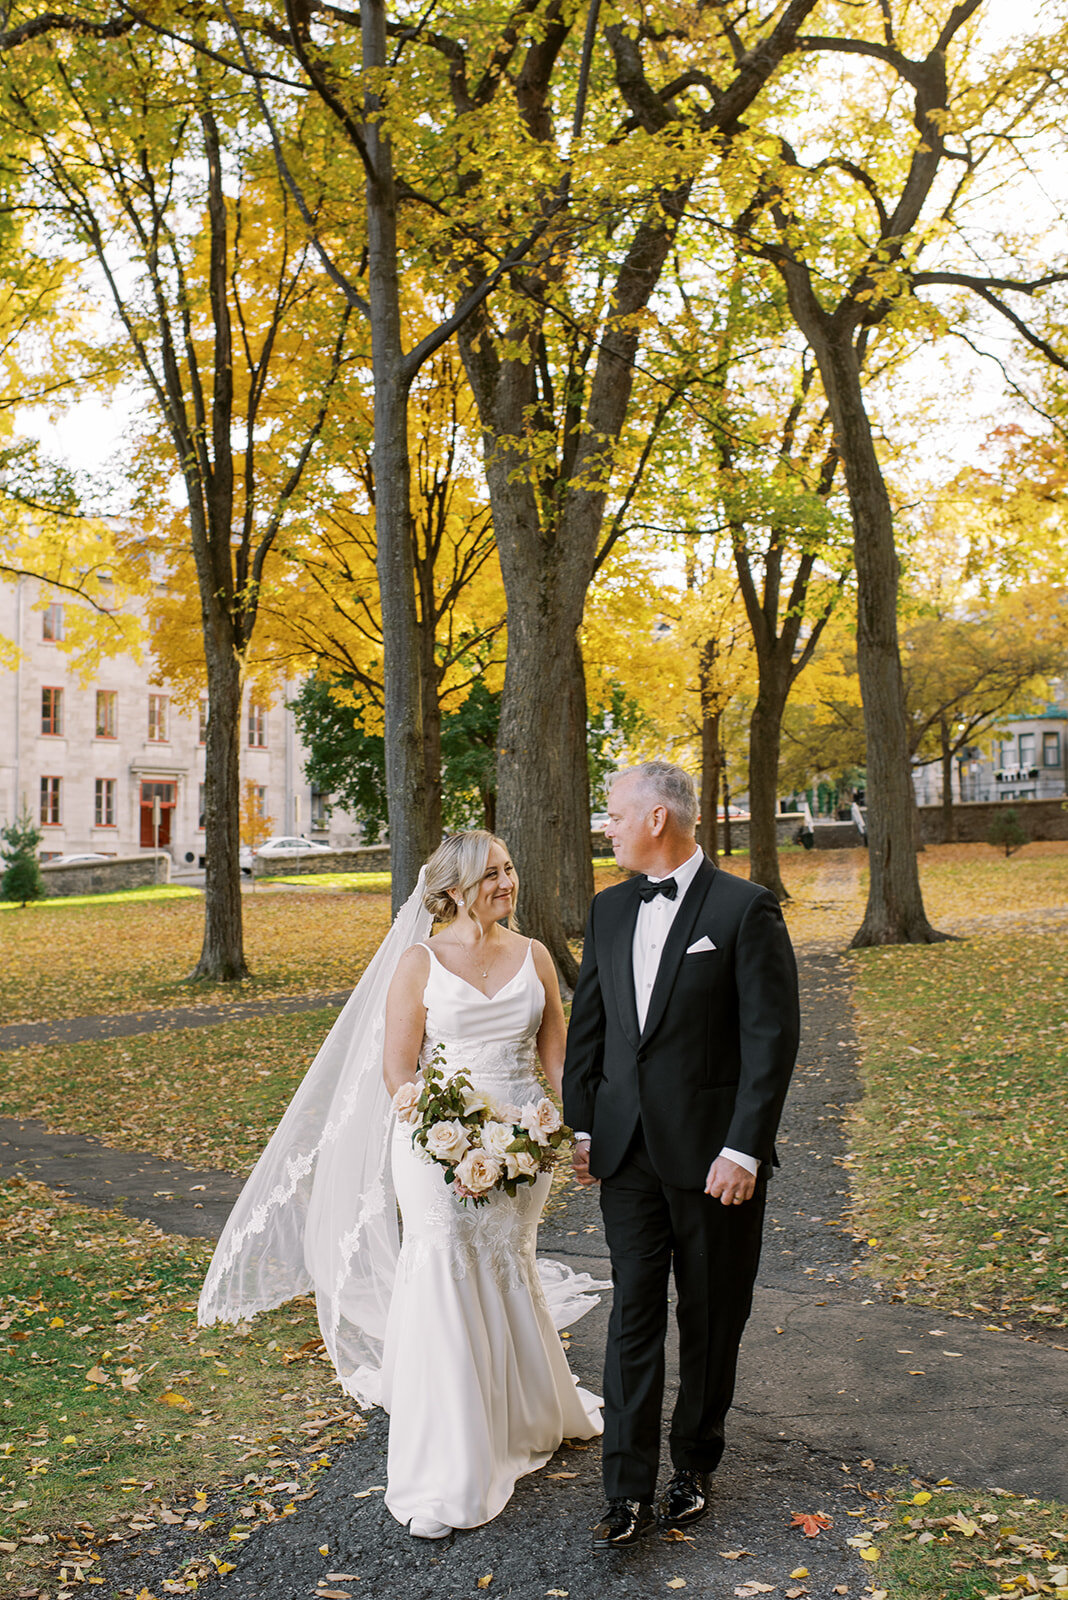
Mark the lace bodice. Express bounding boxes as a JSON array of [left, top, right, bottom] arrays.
[[417, 939, 545, 1103]]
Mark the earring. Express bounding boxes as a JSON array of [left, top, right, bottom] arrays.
[[457, 897, 465, 908]]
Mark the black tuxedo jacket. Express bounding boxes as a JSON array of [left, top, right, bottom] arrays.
[[562, 855, 800, 1192]]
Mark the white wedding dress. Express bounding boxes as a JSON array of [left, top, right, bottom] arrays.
[[379, 940, 603, 1531]]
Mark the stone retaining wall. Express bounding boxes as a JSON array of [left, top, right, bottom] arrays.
[[918, 795, 1068, 845], [39, 853, 172, 896], [254, 845, 392, 878]]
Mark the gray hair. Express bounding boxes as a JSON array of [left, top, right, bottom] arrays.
[[610, 761, 698, 833]]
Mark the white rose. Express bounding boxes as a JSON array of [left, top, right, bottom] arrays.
[[505, 1149, 540, 1181], [480, 1121, 515, 1160], [497, 1102, 521, 1127], [460, 1084, 495, 1116], [455, 1149, 503, 1195], [392, 1082, 420, 1124], [520, 1097, 563, 1145], [424, 1118, 470, 1165]]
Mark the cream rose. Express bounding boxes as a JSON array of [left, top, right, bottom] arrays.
[[505, 1149, 540, 1181], [424, 1118, 470, 1165], [455, 1148, 503, 1194], [392, 1082, 421, 1124], [520, 1097, 563, 1145], [480, 1120, 515, 1160], [460, 1083, 496, 1117]]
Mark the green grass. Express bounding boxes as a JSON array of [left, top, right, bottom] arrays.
[[0, 892, 392, 1024], [0, 1178, 361, 1599], [850, 927, 1068, 1327], [0, 885, 200, 912], [261, 869, 391, 891], [0, 1010, 336, 1173], [869, 1483, 1068, 1599]]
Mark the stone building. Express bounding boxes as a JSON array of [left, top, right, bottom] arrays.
[[911, 686, 1068, 808], [0, 574, 359, 864]]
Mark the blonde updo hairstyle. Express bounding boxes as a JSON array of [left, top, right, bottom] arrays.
[[422, 830, 519, 933]]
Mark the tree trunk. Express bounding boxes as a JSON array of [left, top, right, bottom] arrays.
[[939, 713, 955, 844], [697, 643, 720, 862], [191, 642, 248, 981], [787, 314, 943, 945], [558, 635, 595, 937], [747, 679, 790, 899], [496, 602, 582, 985], [722, 770, 733, 856], [420, 635, 443, 849], [362, 0, 429, 911], [698, 719, 721, 862]]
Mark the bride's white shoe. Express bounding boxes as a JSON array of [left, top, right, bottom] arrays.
[[409, 1515, 451, 1540]]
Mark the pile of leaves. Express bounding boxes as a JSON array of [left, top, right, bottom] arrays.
[[0, 1178, 362, 1600], [851, 927, 1068, 1327]]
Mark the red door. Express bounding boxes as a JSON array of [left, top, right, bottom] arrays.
[[140, 781, 176, 847]]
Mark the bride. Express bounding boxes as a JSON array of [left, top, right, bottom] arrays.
[[198, 829, 603, 1540]]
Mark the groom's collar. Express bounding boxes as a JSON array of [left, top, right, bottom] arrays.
[[643, 844, 703, 895]]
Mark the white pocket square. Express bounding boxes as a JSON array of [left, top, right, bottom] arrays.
[[686, 936, 717, 954]]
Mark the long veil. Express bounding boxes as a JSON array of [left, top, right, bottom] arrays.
[[198, 869, 607, 1405], [197, 870, 433, 1395]]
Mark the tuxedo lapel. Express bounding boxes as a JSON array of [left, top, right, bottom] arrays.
[[639, 856, 716, 1045], [610, 879, 643, 1050]]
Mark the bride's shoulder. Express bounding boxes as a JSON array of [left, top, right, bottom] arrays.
[[390, 941, 432, 988]]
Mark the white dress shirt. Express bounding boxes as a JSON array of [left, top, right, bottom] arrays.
[[632, 846, 759, 1179]]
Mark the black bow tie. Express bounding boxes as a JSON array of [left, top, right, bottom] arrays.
[[637, 876, 678, 902]]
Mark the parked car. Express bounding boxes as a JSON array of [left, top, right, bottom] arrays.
[[239, 843, 254, 875], [590, 812, 610, 830], [252, 836, 333, 861], [49, 852, 112, 865]]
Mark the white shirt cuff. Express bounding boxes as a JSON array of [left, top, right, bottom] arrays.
[[573, 1132, 591, 1143], [719, 1146, 759, 1177]]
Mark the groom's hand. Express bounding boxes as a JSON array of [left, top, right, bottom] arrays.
[[705, 1155, 756, 1206], [572, 1137, 597, 1187]]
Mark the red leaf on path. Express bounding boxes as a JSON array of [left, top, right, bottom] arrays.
[[790, 1512, 833, 1538]]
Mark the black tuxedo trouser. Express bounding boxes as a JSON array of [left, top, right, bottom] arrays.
[[598, 1124, 767, 1500]]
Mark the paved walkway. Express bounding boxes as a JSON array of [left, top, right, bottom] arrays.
[[0, 990, 350, 1050], [4, 953, 1066, 1599]]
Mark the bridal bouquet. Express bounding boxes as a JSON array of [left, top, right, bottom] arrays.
[[392, 1047, 566, 1205]]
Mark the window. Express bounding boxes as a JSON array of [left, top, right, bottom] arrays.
[[198, 783, 206, 830], [252, 784, 268, 819], [1044, 731, 1062, 767], [40, 776, 62, 825], [310, 787, 328, 829], [148, 694, 168, 742], [248, 701, 268, 748], [95, 690, 118, 739], [198, 698, 210, 745], [999, 739, 1015, 769], [1019, 732, 1036, 768], [95, 778, 116, 827], [42, 603, 64, 642], [41, 686, 64, 736]]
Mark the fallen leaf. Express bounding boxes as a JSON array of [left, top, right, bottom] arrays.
[[786, 1591, 808, 1599], [791, 1512, 833, 1538], [545, 1591, 569, 1597], [158, 1391, 194, 1411], [546, 1472, 577, 1479], [325, 1578, 360, 1584], [477, 1577, 493, 1590], [859, 1547, 881, 1562], [734, 1585, 776, 1597], [315, 1591, 353, 1599], [85, 1366, 110, 1384], [912, 1492, 932, 1505], [789, 1570, 809, 1580], [351, 1485, 385, 1499], [667, 1583, 686, 1592], [719, 1550, 754, 1560]]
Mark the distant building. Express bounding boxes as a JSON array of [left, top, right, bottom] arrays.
[[0, 575, 360, 863], [912, 689, 1068, 807]]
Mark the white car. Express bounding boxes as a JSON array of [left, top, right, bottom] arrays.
[[253, 836, 333, 860], [50, 852, 112, 865], [590, 812, 611, 830]]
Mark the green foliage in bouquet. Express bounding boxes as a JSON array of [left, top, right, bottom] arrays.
[[395, 1045, 566, 1205]]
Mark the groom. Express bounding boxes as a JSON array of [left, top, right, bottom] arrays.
[[563, 761, 799, 1549]]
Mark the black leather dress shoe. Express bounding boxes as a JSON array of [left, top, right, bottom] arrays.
[[592, 1498, 656, 1549], [658, 1469, 710, 1528]]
